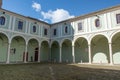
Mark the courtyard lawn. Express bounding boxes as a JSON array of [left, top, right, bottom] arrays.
[[0, 63, 120, 80]]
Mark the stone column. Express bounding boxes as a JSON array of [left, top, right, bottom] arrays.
[[109, 42, 113, 65], [72, 45, 75, 63], [24, 43, 28, 63], [6, 42, 11, 64], [49, 45, 51, 62], [88, 44, 92, 64], [59, 46, 62, 63], [38, 44, 41, 62]]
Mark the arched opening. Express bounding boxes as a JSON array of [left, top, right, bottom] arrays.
[[62, 39, 72, 63], [51, 41, 59, 63], [91, 35, 109, 64], [10, 36, 25, 63], [74, 37, 88, 63], [40, 41, 50, 62], [112, 32, 120, 64], [28, 39, 39, 62], [0, 33, 8, 62]]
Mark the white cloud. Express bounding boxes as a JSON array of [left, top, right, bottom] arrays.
[[32, 2, 41, 12], [41, 9, 74, 23]]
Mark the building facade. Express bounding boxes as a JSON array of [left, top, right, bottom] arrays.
[[0, 3, 120, 64]]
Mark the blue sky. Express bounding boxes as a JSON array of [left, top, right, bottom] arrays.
[[2, 0, 120, 23]]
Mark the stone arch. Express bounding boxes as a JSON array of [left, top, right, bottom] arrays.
[[0, 32, 9, 62], [89, 33, 109, 45], [11, 34, 26, 43], [50, 40, 59, 47], [40, 40, 49, 47], [74, 37, 89, 63], [10, 36, 26, 63], [27, 37, 40, 45], [0, 31, 9, 41], [60, 38, 72, 47], [110, 30, 120, 41], [40, 40, 50, 62], [74, 36, 88, 44], [28, 38, 39, 62], [111, 31, 120, 64], [61, 39, 72, 63], [91, 34, 109, 64], [51, 41, 60, 62]]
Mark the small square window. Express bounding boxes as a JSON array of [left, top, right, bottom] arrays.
[[18, 21, 23, 30], [33, 26, 36, 33], [44, 28, 47, 35], [53, 29, 57, 35], [116, 14, 120, 24], [65, 26, 68, 33], [78, 22, 82, 31]]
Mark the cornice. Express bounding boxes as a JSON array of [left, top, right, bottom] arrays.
[[0, 4, 120, 26]]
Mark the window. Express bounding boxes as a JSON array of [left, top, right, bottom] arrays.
[[65, 26, 68, 33], [44, 28, 47, 35], [95, 19, 100, 27], [53, 29, 57, 35], [116, 14, 120, 24], [18, 21, 23, 30], [0, 16, 5, 25], [78, 22, 82, 31], [33, 26, 36, 33]]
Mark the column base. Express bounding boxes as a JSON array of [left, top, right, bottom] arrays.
[[110, 62, 114, 65], [6, 61, 10, 64]]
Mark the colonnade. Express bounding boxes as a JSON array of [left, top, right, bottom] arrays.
[[1, 31, 120, 64]]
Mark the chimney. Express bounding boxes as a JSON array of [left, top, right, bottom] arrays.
[[0, 0, 2, 8]]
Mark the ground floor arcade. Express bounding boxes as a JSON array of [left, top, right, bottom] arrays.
[[0, 31, 120, 64], [51, 32, 120, 65]]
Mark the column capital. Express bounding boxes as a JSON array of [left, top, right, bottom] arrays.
[[8, 40, 11, 44], [59, 45, 62, 48], [88, 44, 91, 46], [25, 42, 28, 46]]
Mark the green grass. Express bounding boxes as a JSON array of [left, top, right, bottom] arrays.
[[0, 63, 120, 80]]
